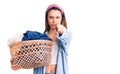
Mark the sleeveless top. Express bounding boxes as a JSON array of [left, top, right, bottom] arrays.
[[51, 41, 58, 64]]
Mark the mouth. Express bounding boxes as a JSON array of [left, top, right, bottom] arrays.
[[50, 24, 57, 29], [52, 24, 57, 27]]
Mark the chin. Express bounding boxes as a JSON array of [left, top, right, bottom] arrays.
[[50, 26, 56, 29], [50, 27, 56, 30]]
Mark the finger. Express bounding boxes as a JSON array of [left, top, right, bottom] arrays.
[[55, 24, 58, 32], [54, 24, 58, 34]]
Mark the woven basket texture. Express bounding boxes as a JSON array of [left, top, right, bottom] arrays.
[[9, 40, 52, 70]]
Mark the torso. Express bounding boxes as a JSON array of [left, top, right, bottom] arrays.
[[46, 64, 57, 73], [46, 32, 58, 73]]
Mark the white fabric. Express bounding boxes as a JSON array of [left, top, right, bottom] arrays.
[[51, 41, 58, 64], [7, 33, 23, 45]]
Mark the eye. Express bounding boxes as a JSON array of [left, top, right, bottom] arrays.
[[56, 16, 60, 19], [49, 16, 53, 19]]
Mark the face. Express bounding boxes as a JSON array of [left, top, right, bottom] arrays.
[[47, 10, 62, 29]]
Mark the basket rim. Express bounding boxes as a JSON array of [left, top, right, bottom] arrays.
[[9, 39, 52, 47]]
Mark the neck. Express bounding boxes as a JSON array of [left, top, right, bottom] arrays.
[[49, 28, 57, 35], [48, 29, 57, 42]]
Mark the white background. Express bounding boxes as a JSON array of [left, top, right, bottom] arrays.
[[0, 0, 120, 74]]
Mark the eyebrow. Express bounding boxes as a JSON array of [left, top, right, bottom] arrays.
[[48, 15, 61, 17]]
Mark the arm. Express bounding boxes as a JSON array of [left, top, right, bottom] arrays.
[[57, 26, 72, 54]]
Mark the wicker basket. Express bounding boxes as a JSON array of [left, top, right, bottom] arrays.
[[9, 40, 52, 70]]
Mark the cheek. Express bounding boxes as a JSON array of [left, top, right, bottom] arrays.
[[57, 18, 62, 23], [48, 19, 52, 24]]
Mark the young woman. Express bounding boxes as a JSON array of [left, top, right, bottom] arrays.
[[34, 4, 72, 74]]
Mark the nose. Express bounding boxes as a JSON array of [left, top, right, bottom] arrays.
[[53, 18, 56, 23]]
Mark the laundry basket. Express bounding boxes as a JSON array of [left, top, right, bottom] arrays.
[[9, 40, 52, 70]]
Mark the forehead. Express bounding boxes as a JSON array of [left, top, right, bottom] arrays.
[[48, 10, 62, 16]]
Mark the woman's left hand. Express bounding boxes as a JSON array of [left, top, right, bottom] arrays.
[[56, 24, 65, 34]]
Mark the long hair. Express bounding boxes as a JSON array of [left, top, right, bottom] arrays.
[[44, 5, 67, 33]]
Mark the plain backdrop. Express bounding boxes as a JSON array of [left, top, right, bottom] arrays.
[[0, 0, 120, 74]]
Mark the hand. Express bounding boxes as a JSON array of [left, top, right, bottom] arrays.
[[56, 24, 65, 34]]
